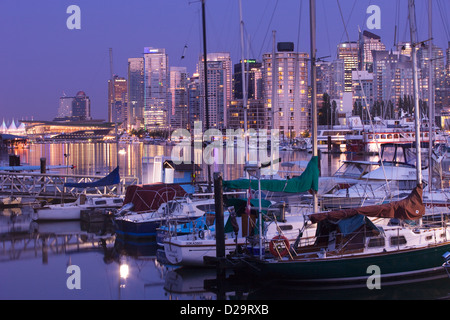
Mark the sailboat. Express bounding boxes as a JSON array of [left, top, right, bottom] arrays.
[[32, 167, 124, 221], [229, 0, 450, 284]]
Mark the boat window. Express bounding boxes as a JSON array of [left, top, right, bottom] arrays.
[[425, 235, 433, 241], [394, 134, 399, 139], [279, 225, 293, 231], [95, 200, 107, 205], [368, 135, 373, 140], [367, 237, 385, 248], [381, 134, 386, 139], [113, 199, 123, 204], [390, 236, 407, 246], [387, 134, 392, 139], [196, 204, 215, 213]]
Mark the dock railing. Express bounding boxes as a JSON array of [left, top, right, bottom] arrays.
[[0, 170, 138, 199]]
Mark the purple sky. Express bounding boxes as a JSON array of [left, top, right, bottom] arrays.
[[0, 0, 448, 122]]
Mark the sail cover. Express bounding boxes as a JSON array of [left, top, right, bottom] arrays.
[[64, 166, 120, 188], [223, 156, 319, 193], [309, 184, 425, 223]]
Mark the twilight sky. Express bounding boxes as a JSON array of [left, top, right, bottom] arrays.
[[0, 0, 448, 122]]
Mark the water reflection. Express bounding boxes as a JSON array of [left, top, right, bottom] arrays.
[[1, 142, 368, 183]]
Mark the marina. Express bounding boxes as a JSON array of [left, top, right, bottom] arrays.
[[1, 141, 450, 300], [2, 0, 450, 304]]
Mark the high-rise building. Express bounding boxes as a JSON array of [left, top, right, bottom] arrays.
[[169, 66, 189, 130], [57, 95, 74, 119], [187, 73, 201, 130], [72, 91, 91, 121], [197, 52, 232, 130], [262, 43, 309, 138], [445, 42, 450, 111], [352, 70, 374, 113], [56, 91, 91, 121], [108, 75, 127, 125], [373, 51, 416, 106], [316, 60, 345, 104], [143, 47, 170, 130], [337, 42, 359, 92], [127, 57, 145, 130], [358, 31, 386, 73], [233, 60, 263, 100], [418, 44, 446, 112]]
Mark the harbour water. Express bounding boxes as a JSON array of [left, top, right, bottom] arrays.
[[1, 142, 450, 300]]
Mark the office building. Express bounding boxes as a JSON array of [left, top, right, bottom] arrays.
[[337, 42, 359, 93], [358, 30, 386, 72], [108, 75, 127, 125], [169, 66, 189, 130], [143, 47, 170, 130]]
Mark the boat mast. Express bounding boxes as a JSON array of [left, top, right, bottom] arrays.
[[109, 48, 121, 195], [310, 0, 319, 213], [201, 0, 212, 190], [428, 0, 434, 189], [408, 0, 422, 186], [239, 0, 248, 135], [239, 0, 249, 171]]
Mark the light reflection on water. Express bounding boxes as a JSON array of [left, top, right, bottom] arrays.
[[2, 142, 370, 182], [1, 143, 450, 300]]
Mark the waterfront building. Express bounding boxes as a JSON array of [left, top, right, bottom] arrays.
[[21, 120, 115, 142], [337, 42, 359, 93], [127, 57, 145, 130], [358, 30, 386, 73], [169, 67, 189, 130], [108, 75, 128, 126], [262, 43, 309, 138], [197, 52, 232, 131], [143, 47, 170, 131]]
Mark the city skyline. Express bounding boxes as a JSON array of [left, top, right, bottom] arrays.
[[0, 0, 448, 122]]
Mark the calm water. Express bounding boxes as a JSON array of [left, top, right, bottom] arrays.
[[1, 142, 450, 300]]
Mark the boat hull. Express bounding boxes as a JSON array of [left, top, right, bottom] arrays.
[[250, 243, 450, 283], [33, 207, 82, 220], [114, 218, 161, 238], [114, 215, 202, 239], [164, 236, 245, 266]]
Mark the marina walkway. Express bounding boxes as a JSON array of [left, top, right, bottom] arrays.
[[0, 171, 138, 200]]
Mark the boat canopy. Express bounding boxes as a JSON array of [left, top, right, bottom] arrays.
[[223, 156, 319, 193], [309, 184, 425, 224], [122, 183, 187, 212], [64, 166, 120, 188]]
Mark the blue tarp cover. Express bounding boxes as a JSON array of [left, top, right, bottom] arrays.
[[64, 166, 120, 188]]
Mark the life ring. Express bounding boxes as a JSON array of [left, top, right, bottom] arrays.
[[269, 235, 290, 257]]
